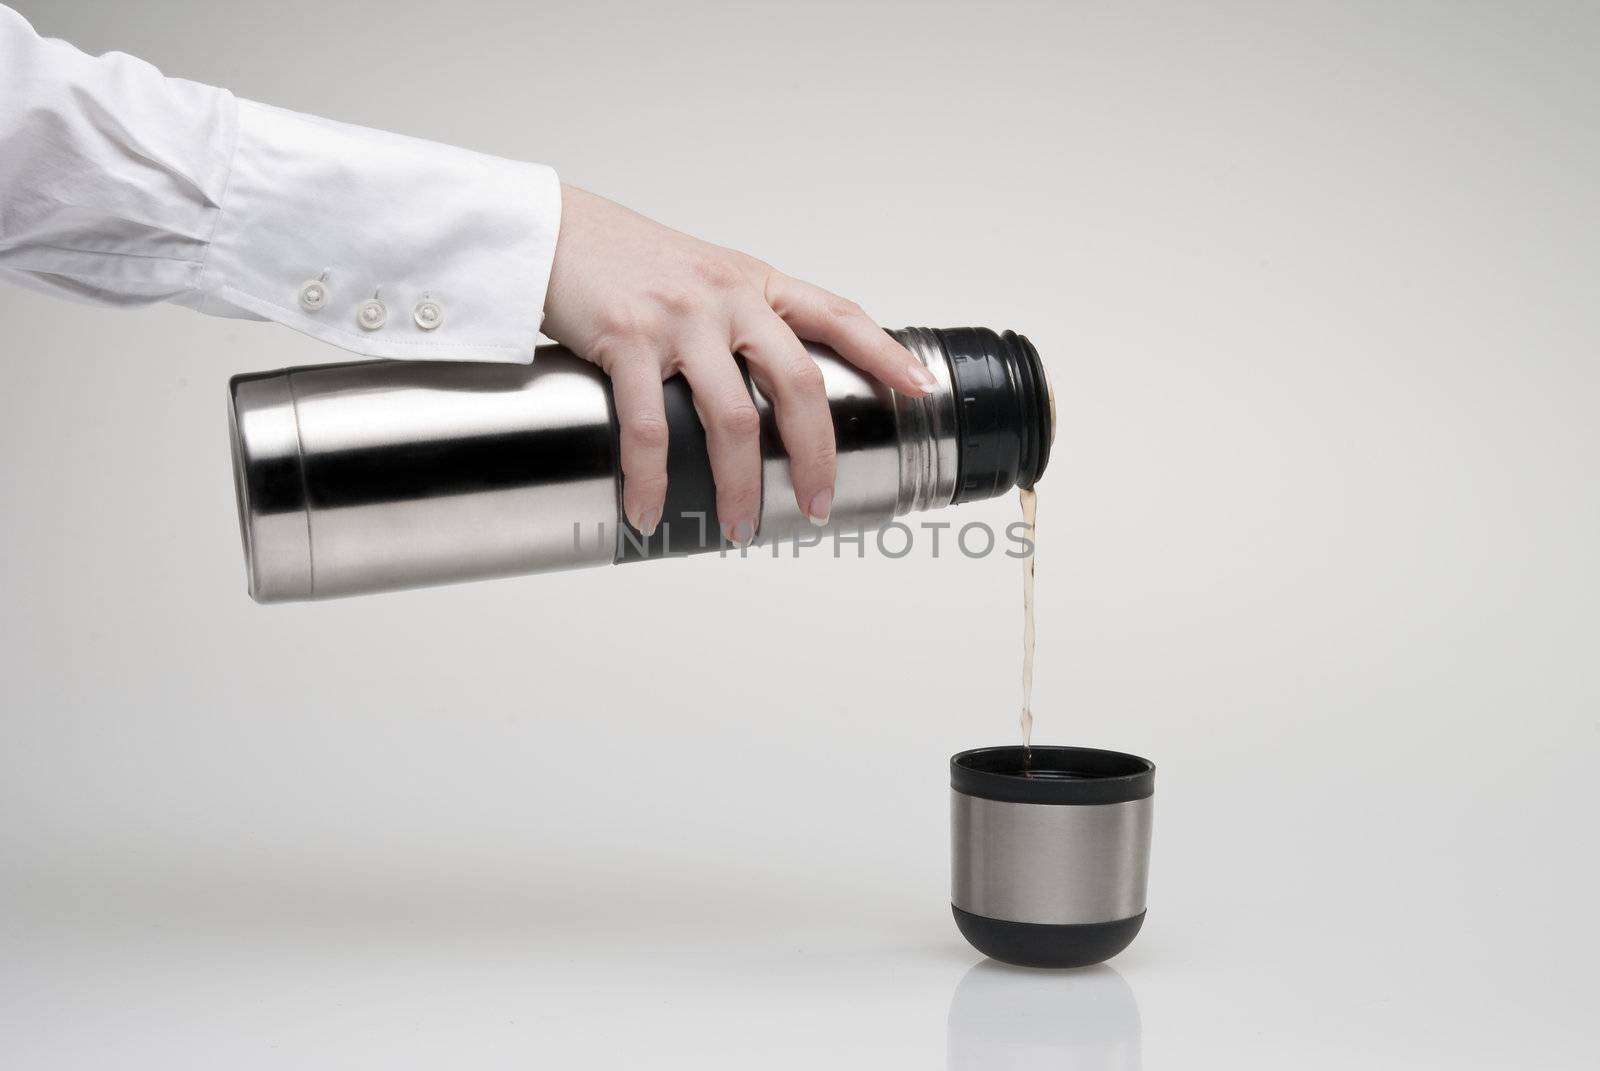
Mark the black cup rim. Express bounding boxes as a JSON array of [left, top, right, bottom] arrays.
[[951, 745, 1155, 805]]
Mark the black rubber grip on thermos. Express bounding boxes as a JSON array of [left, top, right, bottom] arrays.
[[612, 369, 750, 562]]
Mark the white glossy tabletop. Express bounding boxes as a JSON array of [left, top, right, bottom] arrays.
[[4, 822, 1594, 1069]]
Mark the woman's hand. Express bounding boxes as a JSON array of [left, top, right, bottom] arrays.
[[541, 184, 936, 545]]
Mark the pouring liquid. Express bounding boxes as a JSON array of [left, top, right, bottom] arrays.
[[1019, 487, 1038, 772]]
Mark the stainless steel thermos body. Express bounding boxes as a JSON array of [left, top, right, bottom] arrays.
[[950, 746, 1155, 969], [227, 326, 1053, 601]]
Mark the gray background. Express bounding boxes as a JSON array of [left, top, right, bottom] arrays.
[[1, 1, 1595, 1067]]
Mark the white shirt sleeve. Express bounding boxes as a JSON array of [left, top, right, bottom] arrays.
[[0, 4, 560, 363]]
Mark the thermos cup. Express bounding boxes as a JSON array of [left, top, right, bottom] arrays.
[[951, 746, 1155, 968], [227, 326, 1053, 601]]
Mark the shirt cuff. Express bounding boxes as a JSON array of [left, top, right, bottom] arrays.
[[199, 97, 560, 363]]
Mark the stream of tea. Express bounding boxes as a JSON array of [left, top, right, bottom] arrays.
[[1019, 487, 1038, 769]]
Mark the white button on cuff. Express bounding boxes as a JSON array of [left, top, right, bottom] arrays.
[[357, 299, 387, 331], [413, 298, 444, 331], [298, 280, 329, 311]]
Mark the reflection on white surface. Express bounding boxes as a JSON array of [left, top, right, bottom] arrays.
[[947, 960, 1141, 1071]]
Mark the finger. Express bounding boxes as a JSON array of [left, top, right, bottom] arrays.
[[765, 275, 937, 396], [677, 335, 763, 546], [735, 304, 836, 525], [607, 353, 670, 536]]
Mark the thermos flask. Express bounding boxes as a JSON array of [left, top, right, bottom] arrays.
[[226, 326, 1054, 601]]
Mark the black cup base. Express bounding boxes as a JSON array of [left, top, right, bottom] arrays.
[[952, 906, 1146, 969]]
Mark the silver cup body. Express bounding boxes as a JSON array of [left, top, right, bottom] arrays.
[[951, 792, 1153, 926]]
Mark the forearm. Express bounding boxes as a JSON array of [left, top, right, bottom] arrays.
[[0, 3, 560, 362]]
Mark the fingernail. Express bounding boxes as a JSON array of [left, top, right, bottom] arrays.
[[638, 508, 660, 537], [906, 364, 938, 394], [807, 488, 833, 527], [724, 519, 756, 547]]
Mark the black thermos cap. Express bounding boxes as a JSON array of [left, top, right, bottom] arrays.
[[928, 327, 1054, 503]]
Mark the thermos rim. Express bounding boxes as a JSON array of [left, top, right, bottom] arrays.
[[950, 746, 1154, 805]]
